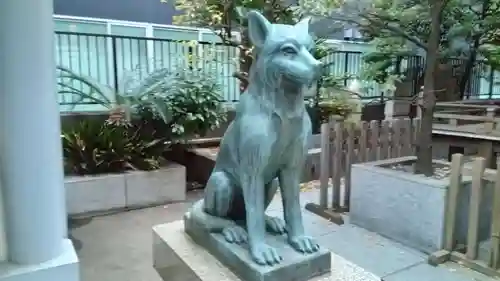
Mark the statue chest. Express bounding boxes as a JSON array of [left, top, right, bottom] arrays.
[[266, 115, 308, 169]]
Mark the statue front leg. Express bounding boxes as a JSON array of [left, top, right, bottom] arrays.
[[242, 175, 282, 265], [278, 168, 320, 254]]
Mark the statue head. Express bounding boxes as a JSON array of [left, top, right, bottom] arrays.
[[247, 11, 322, 89]]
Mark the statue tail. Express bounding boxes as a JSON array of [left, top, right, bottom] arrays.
[[184, 199, 236, 233]]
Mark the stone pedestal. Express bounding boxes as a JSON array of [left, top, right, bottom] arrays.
[[153, 220, 333, 281]]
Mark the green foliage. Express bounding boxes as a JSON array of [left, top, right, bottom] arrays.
[[313, 89, 359, 123], [58, 61, 227, 140], [299, 0, 500, 92], [356, 0, 500, 85], [57, 66, 173, 124], [167, 0, 304, 88], [313, 38, 338, 60], [62, 120, 166, 176], [483, 44, 500, 71], [164, 71, 227, 140]]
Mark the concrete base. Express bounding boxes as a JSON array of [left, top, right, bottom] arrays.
[[0, 239, 79, 281], [153, 220, 379, 281], [350, 157, 493, 254], [183, 214, 331, 281]]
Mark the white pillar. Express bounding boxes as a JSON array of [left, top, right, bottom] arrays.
[[0, 0, 67, 264], [0, 175, 7, 262]]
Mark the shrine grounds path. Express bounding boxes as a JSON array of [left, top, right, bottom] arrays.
[[70, 190, 204, 281], [71, 188, 496, 281]]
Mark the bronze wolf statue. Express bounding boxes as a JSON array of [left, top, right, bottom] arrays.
[[184, 10, 323, 266]]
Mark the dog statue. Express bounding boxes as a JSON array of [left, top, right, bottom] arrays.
[[184, 10, 323, 266]]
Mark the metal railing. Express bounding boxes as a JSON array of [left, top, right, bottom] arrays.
[[55, 31, 240, 109], [55, 31, 500, 110]]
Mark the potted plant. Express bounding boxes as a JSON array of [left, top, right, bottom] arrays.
[[62, 116, 186, 216]]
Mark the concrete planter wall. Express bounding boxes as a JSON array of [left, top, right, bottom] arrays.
[[65, 162, 186, 216], [350, 156, 493, 254]]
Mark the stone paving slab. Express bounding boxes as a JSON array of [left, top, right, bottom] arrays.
[[382, 262, 495, 281], [315, 224, 426, 278]]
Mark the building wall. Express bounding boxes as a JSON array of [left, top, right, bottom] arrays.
[[53, 0, 179, 25]]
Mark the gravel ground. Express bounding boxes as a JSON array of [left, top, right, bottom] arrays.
[[389, 156, 477, 180]]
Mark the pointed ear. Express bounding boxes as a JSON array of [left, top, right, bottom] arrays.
[[295, 17, 312, 34], [247, 10, 271, 48]]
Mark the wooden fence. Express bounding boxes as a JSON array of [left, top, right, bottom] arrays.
[[433, 103, 500, 135], [305, 117, 421, 224], [429, 154, 500, 278]]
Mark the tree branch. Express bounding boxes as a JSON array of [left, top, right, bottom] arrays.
[[323, 13, 427, 50], [364, 12, 427, 50]]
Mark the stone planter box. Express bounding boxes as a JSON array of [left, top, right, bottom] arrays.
[[350, 156, 493, 254], [65, 162, 186, 216]]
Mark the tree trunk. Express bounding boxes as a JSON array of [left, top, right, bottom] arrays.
[[414, 0, 446, 176]]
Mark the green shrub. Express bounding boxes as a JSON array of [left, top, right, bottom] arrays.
[[58, 65, 227, 142], [62, 119, 166, 176], [164, 72, 227, 140], [57, 66, 173, 124], [307, 89, 360, 124]]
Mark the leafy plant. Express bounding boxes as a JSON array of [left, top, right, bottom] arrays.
[[312, 89, 360, 123], [169, 0, 330, 91], [62, 119, 166, 176], [57, 66, 172, 124], [163, 71, 227, 140]]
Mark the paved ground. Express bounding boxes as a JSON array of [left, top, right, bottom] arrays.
[[70, 190, 204, 281], [71, 188, 497, 281]]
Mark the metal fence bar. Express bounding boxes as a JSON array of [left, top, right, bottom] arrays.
[[55, 31, 500, 110]]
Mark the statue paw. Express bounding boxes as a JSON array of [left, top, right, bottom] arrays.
[[265, 215, 287, 235], [251, 243, 282, 266], [288, 235, 320, 254], [222, 226, 248, 244]]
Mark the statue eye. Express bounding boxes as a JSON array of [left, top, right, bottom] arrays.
[[281, 45, 297, 54]]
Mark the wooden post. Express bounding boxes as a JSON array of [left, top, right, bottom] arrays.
[[466, 157, 486, 260], [448, 118, 458, 126], [344, 122, 354, 210], [319, 122, 330, 208], [379, 120, 390, 160], [369, 120, 379, 161], [477, 141, 494, 169], [484, 107, 496, 132], [489, 156, 500, 269], [359, 121, 369, 162], [412, 118, 421, 155], [391, 119, 401, 158], [443, 153, 464, 251], [331, 120, 343, 209]]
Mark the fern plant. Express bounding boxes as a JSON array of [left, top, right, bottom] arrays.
[[57, 66, 172, 124]]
